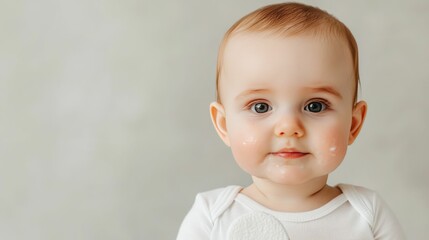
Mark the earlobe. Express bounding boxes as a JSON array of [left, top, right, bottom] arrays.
[[210, 102, 230, 146], [348, 101, 368, 145]]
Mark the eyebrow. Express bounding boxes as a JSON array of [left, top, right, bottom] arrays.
[[305, 86, 343, 99], [235, 89, 272, 101], [235, 86, 342, 100]]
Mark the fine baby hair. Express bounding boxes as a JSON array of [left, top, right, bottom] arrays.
[[177, 2, 405, 240], [215, 2, 360, 104]]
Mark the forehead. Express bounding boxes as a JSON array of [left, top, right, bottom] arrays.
[[219, 32, 354, 101]]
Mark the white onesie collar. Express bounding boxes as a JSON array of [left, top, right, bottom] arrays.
[[235, 190, 347, 222]]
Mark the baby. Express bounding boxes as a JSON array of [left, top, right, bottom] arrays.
[[177, 2, 405, 239]]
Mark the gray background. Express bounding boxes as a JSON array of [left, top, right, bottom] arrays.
[[1, 0, 428, 239]]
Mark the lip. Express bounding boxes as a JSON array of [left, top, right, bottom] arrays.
[[270, 148, 309, 159]]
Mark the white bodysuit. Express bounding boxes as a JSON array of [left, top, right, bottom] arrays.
[[177, 184, 405, 240]]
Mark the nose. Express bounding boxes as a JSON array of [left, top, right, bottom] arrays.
[[274, 114, 304, 138]]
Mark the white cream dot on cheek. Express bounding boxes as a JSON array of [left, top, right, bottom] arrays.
[[241, 135, 257, 146], [329, 146, 337, 157]]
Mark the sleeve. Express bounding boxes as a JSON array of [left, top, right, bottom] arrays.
[[176, 194, 213, 240], [372, 192, 406, 240]]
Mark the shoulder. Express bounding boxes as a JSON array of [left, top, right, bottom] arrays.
[[338, 183, 406, 239], [195, 185, 243, 219], [176, 186, 243, 240], [337, 183, 382, 219], [338, 183, 378, 197], [337, 183, 396, 212], [338, 183, 382, 208]]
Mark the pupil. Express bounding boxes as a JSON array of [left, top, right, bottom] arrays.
[[309, 102, 322, 112], [255, 103, 268, 113]]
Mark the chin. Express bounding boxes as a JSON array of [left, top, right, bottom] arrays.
[[265, 173, 314, 185]]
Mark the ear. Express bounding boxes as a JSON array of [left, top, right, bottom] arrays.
[[348, 101, 367, 145], [210, 102, 230, 146]]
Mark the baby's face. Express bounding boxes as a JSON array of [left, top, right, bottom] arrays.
[[214, 32, 365, 185]]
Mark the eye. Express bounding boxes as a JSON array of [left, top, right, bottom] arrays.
[[251, 102, 272, 113], [304, 101, 327, 113]]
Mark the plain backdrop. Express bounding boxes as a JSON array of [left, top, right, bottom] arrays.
[[1, 0, 428, 239]]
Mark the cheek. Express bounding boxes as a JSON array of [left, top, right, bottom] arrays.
[[227, 122, 266, 172], [314, 124, 350, 169]]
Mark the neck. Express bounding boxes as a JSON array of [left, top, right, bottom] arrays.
[[242, 175, 340, 212]]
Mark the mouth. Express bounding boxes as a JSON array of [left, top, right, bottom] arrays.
[[270, 148, 309, 159]]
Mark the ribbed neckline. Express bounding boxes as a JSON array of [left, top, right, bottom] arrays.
[[235, 189, 348, 222]]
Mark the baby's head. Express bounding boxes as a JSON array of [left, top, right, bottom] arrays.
[[210, 2, 367, 185], [216, 2, 360, 104]]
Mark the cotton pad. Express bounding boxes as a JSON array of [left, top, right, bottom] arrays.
[[227, 212, 289, 240]]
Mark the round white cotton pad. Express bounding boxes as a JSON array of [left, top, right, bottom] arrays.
[[227, 212, 290, 240]]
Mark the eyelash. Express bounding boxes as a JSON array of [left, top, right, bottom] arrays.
[[244, 100, 271, 111], [244, 99, 332, 113], [306, 99, 332, 112]]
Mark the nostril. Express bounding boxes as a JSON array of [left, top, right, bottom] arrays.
[[279, 131, 285, 136]]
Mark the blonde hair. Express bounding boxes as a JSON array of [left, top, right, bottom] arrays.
[[216, 2, 360, 104]]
